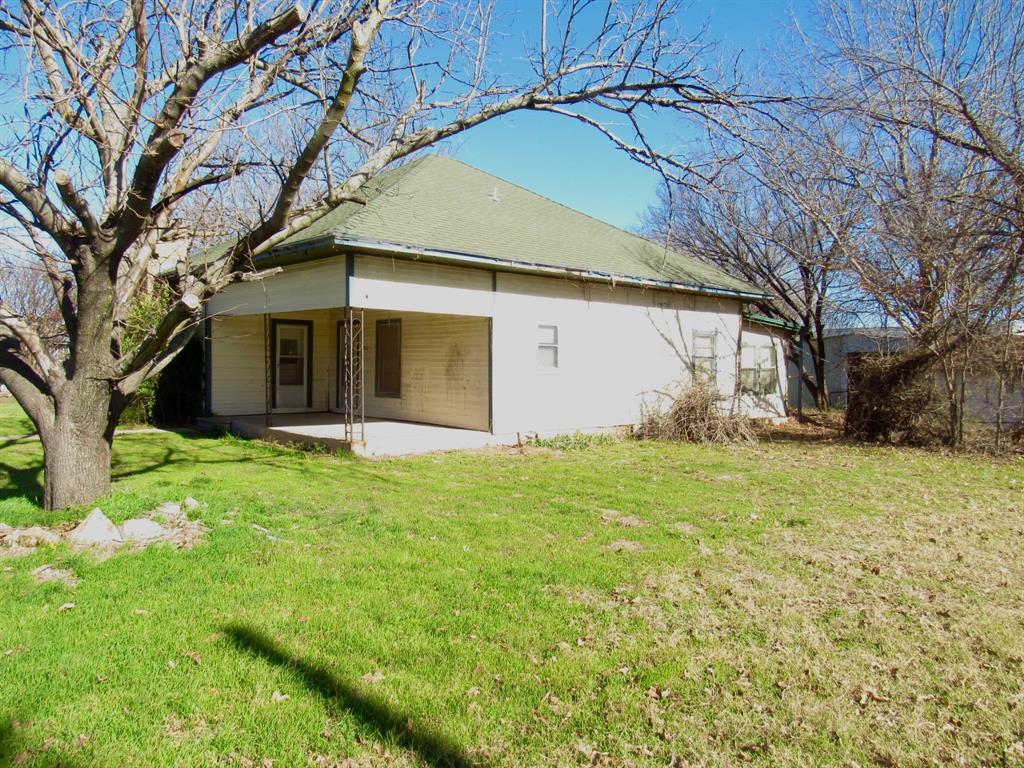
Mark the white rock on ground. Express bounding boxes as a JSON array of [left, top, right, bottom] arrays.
[[153, 502, 183, 521], [120, 518, 169, 542], [1, 526, 61, 548], [68, 508, 123, 547], [32, 564, 79, 587], [183, 497, 201, 510]]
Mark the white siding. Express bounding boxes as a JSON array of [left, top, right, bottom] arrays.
[[736, 323, 789, 420], [360, 309, 489, 430], [350, 254, 494, 317], [209, 309, 332, 415], [209, 314, 265, 415], [490, 272, 744, 434], [205, 253, 777, 432], [206, 258, 347, 316]]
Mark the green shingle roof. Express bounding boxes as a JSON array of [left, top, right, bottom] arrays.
[[272, 154, 766, 298]]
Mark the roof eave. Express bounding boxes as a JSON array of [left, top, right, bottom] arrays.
[[744, 312, 800, 332], [260, 235, 768, 301]]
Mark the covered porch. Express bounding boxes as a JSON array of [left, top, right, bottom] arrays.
[[202, 253, 501, 455], [199, 412, 504, 457]]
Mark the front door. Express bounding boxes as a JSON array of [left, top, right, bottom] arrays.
[[274, 322, 310, 410]]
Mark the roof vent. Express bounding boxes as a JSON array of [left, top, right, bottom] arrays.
[[489, 185, 500, 203]]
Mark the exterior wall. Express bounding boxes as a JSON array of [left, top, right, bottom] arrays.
[[358, 309, 489, 430], [206, 253, 772, 432], [350, 254, 494, 317], [736, 323, 789, 420], [490, 272, 744, 434], [208, 309, 333, 415], [206, 257, 347, 316], [965, 371, 1024, 425]]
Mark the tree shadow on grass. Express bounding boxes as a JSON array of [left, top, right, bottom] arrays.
[[1, 430, 403, 509], [0, 437, 45, 504], [0, 431, 322, 504], [224, 624, 475, 768], [0, 719, 87, 768]]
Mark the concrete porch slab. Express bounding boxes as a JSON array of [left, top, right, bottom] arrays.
[[197, 413, 508, 457]]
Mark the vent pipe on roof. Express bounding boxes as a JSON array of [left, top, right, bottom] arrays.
[[489, 186, 500, 203]]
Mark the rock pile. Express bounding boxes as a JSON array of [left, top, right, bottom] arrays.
[[0, 499, 208, 558]]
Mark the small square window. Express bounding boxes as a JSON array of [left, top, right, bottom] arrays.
[[537, 325, 558, 369]]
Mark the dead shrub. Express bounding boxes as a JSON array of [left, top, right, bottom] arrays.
[[844, 351, 947, 445], [638, 382, 756, 445]]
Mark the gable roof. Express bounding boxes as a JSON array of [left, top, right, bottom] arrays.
[[265, 154, 766, 299]]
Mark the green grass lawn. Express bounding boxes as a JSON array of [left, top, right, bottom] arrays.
[[1, 417, 1022, 767], [0, 397, 35, 436]]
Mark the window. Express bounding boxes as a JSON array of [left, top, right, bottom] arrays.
[[277, 335, 305, 385], [375, 319, 401, 397], [740, 341, 779, 396], [692, 332, 717, 384], [537, 325, 558, 369]]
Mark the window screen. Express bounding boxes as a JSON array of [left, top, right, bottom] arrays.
[[537, 325, 558, 369], [375, 319, 401, 397], [692, 331, 717, 384]]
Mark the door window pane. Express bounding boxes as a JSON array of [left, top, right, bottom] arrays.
[[278, 358, 304, 385]]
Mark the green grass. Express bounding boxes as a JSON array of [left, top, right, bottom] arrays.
[[1, 417, 1022, 766], [0, 396, 35, 436]]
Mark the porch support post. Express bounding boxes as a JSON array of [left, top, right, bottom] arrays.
[[342, 307, 365, 444], [264, 313, 273, 427]]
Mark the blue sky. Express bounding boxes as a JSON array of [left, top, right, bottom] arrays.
[[442, 1, 806, 231]]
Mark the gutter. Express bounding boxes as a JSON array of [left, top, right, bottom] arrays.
[[251, 235, 770, 302]]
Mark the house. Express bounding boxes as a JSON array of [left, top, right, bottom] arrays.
[[201, 155, 789, 455]]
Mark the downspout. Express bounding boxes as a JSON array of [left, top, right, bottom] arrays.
[[488, 271, 496, 434], [797, 328, 805, 421], [733, 304, 744, 416]]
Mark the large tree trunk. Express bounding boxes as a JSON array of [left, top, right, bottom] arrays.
[[40, 373, 119, 509], [42, 417, 113, 509], [811, 313, 830, 410]]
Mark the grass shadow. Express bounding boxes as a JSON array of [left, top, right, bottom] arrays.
[[224, 624, 475, 768], [0, 438, 44, 503], [0, 718, 87, 768]]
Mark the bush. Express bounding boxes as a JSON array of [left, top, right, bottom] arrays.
[[844, 351, 947, 445], [153, 334, 205, 425], [120, 380, 155, 425], [638, 383, 756, 445]]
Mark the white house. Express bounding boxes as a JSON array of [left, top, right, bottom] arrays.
[[201, 155, 788, 455]]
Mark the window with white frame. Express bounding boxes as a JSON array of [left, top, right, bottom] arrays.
[[740, 341, 779, 395], [537, 325, 559, 369], [692, 331, 717, 384]]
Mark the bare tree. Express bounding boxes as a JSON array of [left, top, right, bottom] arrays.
[[810, 0, 1024, 444], [817, 0, 1024, 207], [0, 0, 766, 509], [0, 256, 63, 355], [644, 117, 865, 410]]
